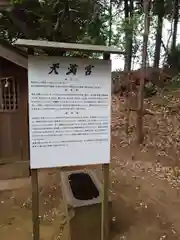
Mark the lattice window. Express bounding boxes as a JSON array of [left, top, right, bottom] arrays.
[[0, 77, 18, 111]]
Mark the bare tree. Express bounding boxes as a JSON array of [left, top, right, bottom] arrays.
[[171, 0, 179, 52], [124, 0, 134, 134]]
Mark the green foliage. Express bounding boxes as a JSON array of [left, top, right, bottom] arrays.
[[0, 0, 110, 47], [164, 0, 174, 20], [144, 83, 157, 98], [153, 0, 165, 16], [167, 44, 180, 71], [85, 13, 108, 45], [0, 0, 179, 72], [165, 74, 180, 91], [113, 4, 144, 61]]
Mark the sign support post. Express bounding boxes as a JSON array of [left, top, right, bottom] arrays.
[[31, 169, 40, 240], [27, 48, 40, 240], [101, 163, 110, 240], [101, 53, 110, 240]]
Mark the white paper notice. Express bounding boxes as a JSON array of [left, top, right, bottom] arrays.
[[28, 56, 111, 169]]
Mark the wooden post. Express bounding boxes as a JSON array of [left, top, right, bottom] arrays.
[[28, 48, 40, 240], [101, 163, 110, 240], [31, 169, 40, 240], [101, 53, 110, 240], [61, 169, 71, 240], [27, 47, 33, 177]]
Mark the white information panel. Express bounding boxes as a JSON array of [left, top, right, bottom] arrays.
[[28, 56, 111, 169]]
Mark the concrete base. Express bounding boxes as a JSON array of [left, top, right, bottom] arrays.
[[61, 169, 112, 240]]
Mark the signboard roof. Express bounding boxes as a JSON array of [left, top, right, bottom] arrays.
[[15, 39, 124, 54]]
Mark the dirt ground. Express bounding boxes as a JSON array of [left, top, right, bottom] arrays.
[[1, 91, 180, 240]]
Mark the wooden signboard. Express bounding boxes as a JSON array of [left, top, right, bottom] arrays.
[[15, 38, 124, 240]]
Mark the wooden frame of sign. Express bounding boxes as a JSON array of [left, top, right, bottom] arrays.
[[15, 39, 124, 240]]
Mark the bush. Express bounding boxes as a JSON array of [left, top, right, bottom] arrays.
[[144, 83, 157, 98], [166, 75, 180, 90]]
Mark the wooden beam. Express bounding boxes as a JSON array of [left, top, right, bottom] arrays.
[[0, 44, 28, 69], [15, 39, 124, 54]]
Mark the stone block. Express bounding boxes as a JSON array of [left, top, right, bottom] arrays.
[[61, 169, 112, 240]]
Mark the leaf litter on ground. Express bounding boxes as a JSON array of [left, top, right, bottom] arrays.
[[111, 91, 180, 189]]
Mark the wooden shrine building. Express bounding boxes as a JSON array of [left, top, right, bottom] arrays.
[[0, 40, 29, 178]]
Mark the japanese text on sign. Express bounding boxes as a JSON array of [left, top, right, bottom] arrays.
[[48, 63, 94, 76]]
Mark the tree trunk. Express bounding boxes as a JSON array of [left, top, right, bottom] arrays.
[[124, 0, 134, 134], [124, 0, 133, 71], [109, 0, 112, 46], [124, 0, 129, 71], [136, 0, 151, 144], [171, 0, 179, 52], [153, 0, 164, 68]]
